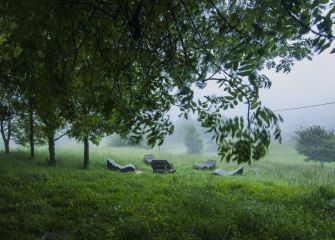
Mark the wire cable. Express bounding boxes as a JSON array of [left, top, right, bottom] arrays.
[[274, 101, 335, 112]]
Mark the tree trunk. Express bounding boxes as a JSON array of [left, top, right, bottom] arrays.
[[0, 120, 10, 154], [321, 161, 324, 168], [6, 116, 11, 154], [83, 135, 89, 170], [4, 140, 9, 154], [29, 109, 35, 159], [48, 136, 56, 165]]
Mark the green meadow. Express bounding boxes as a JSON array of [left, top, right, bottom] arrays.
[[0, 144, 335, 240]]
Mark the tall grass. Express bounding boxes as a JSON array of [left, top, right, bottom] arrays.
[[0, 144, 334, 239]]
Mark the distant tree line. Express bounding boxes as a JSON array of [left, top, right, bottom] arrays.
[[0, 1, 334, 168]]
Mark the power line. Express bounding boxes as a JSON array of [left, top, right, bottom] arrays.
[[274, 101, 335, 112]]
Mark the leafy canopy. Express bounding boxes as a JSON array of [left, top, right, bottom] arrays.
[[0, 0, 334, 163]]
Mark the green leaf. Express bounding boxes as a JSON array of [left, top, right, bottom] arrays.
[[319, 42, 331, 54]]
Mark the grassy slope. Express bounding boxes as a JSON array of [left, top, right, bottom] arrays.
[[0, 144, 335, 240]]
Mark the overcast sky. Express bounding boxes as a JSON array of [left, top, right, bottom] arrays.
[[260, 52, 335, 138], [171, 51, 335, 141]]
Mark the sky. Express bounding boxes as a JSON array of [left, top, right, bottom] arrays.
[[260, 52, 335, 139], [170, 51, 335, 141]]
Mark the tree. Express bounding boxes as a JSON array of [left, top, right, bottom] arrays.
[[1, 0, 334, 165], [11, 104, 46, 158], [295, 126, 335, 167], [0, 100, 13, 154], [0, 77, 18, 154], [184, 124, 204, 154]]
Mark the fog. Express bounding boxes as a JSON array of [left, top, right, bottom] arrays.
[[169, 52, 335, 143], [21, 52, 335, 148], [54, 52, 335, 148]]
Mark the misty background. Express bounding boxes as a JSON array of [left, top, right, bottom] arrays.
[[261, 53, 335, 140], [169, 51, 335, 144], [2, 52, 334, 152]]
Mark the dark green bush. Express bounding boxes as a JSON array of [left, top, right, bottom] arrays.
[[295, 126, 335, 167]]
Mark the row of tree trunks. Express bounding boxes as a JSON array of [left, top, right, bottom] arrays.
[[0, 107, 36, 158], [1, 116, 90, 169], [47, 134, 90, 169]]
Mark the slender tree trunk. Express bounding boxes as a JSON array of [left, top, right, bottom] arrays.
[[6, 115, 11, 154], [83, 135, 89, 170], [321, 161, 324, 168], [0, 120, 10, 154], [29, 108, 35, 159], [48, 136, 56, 165], [4, 140, 9, 154]]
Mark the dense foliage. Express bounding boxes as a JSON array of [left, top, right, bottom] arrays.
[[0, 0, 334, 167], [296, 126, 335, 167], [183, 124, 204, 154]]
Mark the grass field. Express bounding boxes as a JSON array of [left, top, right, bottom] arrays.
[[0, 144, 335, 240]]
